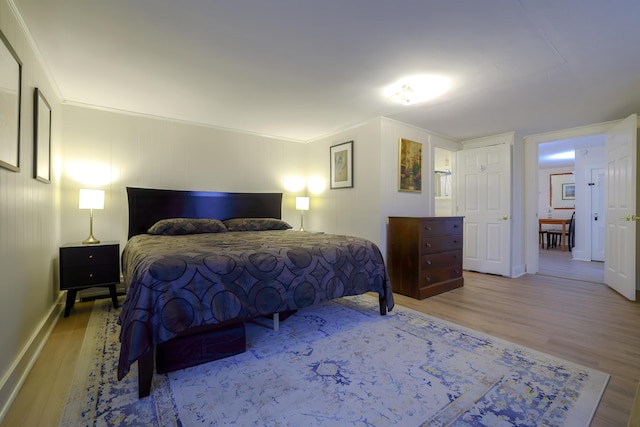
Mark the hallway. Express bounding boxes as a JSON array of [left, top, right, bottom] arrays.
[[538, 247, 604, 284]]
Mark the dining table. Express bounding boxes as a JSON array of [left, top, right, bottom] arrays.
[[539, 218, 571, 251]]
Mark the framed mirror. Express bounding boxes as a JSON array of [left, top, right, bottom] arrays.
[[550, 172, 575, 209]]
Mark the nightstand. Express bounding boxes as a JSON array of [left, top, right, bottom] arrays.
[[59, 241, 120, 317]]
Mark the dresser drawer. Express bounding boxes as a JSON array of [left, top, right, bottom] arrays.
[[60, 245, 119, 268], [421, 251, 462, 270], [420, 218, 463, 237], [420, 264, 463, 286], [60, 264, 120, 289], [420, 235, 463, 254]]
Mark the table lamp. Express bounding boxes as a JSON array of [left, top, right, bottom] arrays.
[[79, 189, 104, 244], [295, 196, 309, 231]]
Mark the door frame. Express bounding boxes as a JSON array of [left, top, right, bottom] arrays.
[[524, 120, 619, 275]]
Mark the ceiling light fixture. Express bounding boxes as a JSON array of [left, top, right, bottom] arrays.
[[385, 74, 451, 105]]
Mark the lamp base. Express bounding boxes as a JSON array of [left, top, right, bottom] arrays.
[[83, 209, 100, 244], [83, 235, 100, 245]]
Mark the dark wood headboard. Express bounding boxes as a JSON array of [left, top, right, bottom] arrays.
[[126, 187, 283, 239]]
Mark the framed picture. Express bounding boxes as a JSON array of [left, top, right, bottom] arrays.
[[398, 138, 422, 192], [0, 29, 22, 172], [562, 183, 575, 200], [34, 88, 51, 183], [330, 140, 353, 189]]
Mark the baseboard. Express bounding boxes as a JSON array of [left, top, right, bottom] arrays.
[[511, 264, 526, 278], [628, 381, 640, 426], [0, 293, 64, 423], [571, 249, 590, 262]]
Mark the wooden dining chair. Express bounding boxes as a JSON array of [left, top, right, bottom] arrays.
[[539, 230, 547, 248], [547, 212, 575, 251]]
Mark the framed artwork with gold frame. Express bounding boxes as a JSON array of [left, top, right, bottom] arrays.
[[398, 138, 422, 192]]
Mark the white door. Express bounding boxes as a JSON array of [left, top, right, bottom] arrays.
[[590, 168, 606, 261], [457, 144, 511, 276], [604, 114, 638, 301]]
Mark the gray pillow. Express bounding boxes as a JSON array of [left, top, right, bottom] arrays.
[[222, 218, 292, 231], [147, 218, 228, 235]]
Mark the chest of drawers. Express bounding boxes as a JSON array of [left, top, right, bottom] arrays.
[[387, 216, 464, 299]]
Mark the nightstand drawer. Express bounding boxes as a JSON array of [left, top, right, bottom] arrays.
[[60, 265, 120, 289], [60, 245, 119, 268]]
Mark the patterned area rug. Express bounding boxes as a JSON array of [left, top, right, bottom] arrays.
[[60, 294, 608, 426]]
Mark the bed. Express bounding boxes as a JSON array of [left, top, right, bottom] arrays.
[[118, 187, 394, 397]]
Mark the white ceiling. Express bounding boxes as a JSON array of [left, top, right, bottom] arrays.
[[12, 0, 640, 143]]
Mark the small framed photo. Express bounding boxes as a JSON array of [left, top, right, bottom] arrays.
[[398, 138, 422, 192], [34, 88, 52, 183], [0, 29, 22, 172], [330, 140, 353, 189], [562, 183, 575, 200]]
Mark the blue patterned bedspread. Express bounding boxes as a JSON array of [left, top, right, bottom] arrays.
[[117, 230, 394, 380]]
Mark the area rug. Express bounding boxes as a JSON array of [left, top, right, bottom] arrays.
[[60, 294, 608, 426]]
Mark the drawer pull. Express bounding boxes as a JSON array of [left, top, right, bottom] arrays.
[[89, 273, 94, 278], [425, 277, 431, 282], [88, 255, 94, 259], [425, 226, 432, 231], [425, 243, 431, 248], [426, 260, 432, 265]]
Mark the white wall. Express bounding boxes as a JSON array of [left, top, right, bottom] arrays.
[[305, 119, 382, 245], [0, 1, 62, 418], [59, 105, 308, 246], [305, 117, 460, 259], [379, 118, 459, 257]]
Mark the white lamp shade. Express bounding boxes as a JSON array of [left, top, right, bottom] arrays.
[[79, 189, 105, 210], [295, 196, 309, 211]]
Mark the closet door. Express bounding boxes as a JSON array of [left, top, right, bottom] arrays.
[[456, 143, 511, 276]]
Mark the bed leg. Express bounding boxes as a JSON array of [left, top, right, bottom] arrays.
[[273, 312, 279, 331], [138, 348, 154, 399], [379, 296, 387, 316]]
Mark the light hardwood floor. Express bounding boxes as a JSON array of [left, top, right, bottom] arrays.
[[2, 265, 638, 426], [538, 244, 605, 283]]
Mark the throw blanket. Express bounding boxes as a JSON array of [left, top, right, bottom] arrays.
[[118, 230, 394, 380]]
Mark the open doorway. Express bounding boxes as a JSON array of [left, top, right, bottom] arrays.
[[536, 136, 605, 283], [433, 147, 454, 217]]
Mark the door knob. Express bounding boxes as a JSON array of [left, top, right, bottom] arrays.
[[499, 215, 508, 220]]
